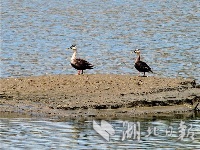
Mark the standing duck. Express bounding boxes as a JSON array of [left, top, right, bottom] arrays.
[[67, 45, 93, 75], [134, 49, 153, 77]]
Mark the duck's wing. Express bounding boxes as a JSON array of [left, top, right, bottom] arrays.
[[135, 61, 153, 73], [73, 58, 93, 70]]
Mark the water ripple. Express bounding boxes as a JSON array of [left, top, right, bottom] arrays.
[[0, 118, 200, 149], [1, 0, 200, 82]]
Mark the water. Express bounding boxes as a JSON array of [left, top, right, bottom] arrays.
[[1, 0, 200, 82], [0, 116, 200, 149], [1, 0, 200, 149]]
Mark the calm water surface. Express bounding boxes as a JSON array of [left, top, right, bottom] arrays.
[[0, 116, 200, 149], [1, 0, 200, 149], [1, 0, 200, 81]]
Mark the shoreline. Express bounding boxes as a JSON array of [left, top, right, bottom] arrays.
[[0, 74, 200, 119]]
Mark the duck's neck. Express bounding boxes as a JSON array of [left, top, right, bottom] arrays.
[[71, 50, 77, 62], [135, 54, 140, 63]]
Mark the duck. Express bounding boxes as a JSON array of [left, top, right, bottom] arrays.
[[134, 49, 153, 77], [67, 45, 94, 75]]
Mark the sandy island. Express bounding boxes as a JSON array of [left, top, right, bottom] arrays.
[[0, 74, 200, 119]]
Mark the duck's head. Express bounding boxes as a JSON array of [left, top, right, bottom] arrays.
[[67, 45, 77, 51], [134, 49, 140, 54]]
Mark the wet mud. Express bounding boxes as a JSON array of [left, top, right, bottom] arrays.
[[0, 74, 200, 119]]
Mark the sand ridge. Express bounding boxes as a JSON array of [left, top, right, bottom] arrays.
[[0, 74, 200, 119]]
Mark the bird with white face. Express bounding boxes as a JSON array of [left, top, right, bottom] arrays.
[[133, 49, 153, 77], [67, 45, 93, 75]]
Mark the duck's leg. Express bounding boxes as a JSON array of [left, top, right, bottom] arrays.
[[81, 70, 84, 74], [77, 70, 81, 75], [143, 72, 146, 77], [142, 72, 147, 77]]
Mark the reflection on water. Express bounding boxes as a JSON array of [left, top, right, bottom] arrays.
[[1, 0, 200, 82], [0, 116, 200, 149]]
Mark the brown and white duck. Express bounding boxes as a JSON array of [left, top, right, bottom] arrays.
[[134, 49, 153, 77], [67, 45, 93, 75]]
